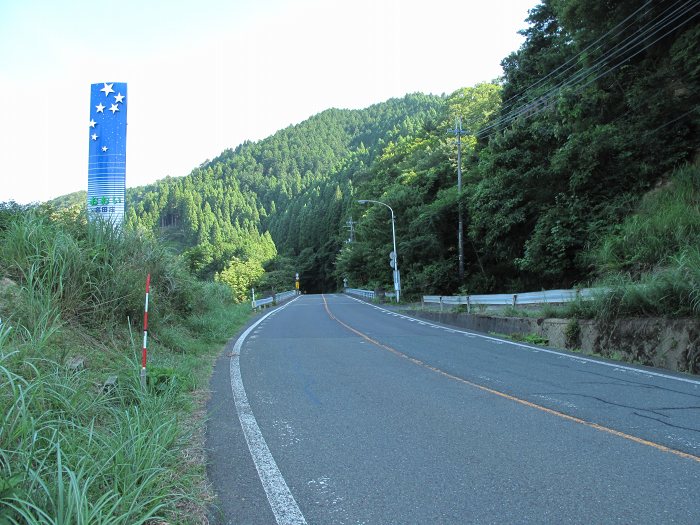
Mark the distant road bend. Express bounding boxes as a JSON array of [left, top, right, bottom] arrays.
[[207, 294, 700, 524]]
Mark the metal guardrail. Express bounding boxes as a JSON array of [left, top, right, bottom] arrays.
[[252, 296, 274, 309], [345, 288, 375, 299], [252, 290, 298, 309], [344, 288, 397, 301], [423, 287, 604, 312], [275, 290, 298, 303]]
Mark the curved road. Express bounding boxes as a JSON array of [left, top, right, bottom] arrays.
[[207, 294, 700, 524]]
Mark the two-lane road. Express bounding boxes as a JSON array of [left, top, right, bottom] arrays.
[[207, 294, 700, 524]]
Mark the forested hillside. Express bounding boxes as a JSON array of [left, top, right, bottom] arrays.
[[122, 94, 444, 293], [58, 0, 699, 300], [465, 0, 699, 290]]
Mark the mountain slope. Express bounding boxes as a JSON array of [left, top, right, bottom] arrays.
[[124, 93, 444, 290]]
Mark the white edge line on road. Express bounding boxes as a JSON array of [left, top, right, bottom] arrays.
[[230, 297, 307, 525], [344, 295, 700, 387]]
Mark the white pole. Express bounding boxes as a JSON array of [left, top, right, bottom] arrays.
[[359, 199, 400, 303]]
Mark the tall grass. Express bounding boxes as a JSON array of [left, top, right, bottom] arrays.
[[0, 205, 250, 523], [592, 165, 700, 277], [575, 164, 700, 319], [0, 208, 203, 333], [0, 351, 184, 524]]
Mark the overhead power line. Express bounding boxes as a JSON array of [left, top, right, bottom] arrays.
[[474, 0, 700, 140], [496, 0, 695, 118], [498, 0, 654, 113], [479, 0, 698, 138]]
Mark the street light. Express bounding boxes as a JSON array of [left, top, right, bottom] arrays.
[[358, 199, 400, 302]]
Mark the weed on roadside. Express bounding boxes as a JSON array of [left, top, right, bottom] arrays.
[[0, 207, 252, 523]]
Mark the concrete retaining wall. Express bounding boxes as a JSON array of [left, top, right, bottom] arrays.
[[404, 310, 699, 375]]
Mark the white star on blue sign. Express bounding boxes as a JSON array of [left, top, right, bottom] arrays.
[[100, 83, 115, 96]]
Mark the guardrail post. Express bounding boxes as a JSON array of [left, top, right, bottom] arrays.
[[467, 295, 471, 314], [440, 296, 443, 313], [512, 294, 517, 307]]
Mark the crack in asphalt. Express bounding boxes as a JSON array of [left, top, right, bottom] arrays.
[[652, 405, 700, 411], [574, 369, 700, 399], [532, 392, 700, 435], [530, 392, 672, 418], [632, 412, 700, 433]]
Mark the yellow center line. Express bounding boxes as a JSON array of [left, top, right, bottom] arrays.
[[321, 294, 700, 464]]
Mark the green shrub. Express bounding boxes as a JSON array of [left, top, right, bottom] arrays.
[[519, 333, 549, 346], [564, 319, 581, 348], [215, 257, 265, 303]]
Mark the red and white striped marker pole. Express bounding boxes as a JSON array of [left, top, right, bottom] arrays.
[[140, 273, 151, 390]]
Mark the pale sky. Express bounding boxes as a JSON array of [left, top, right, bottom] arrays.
[[0, 0, 536, 204]]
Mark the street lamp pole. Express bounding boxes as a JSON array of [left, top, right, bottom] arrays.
[[358, 199, 400, 302]]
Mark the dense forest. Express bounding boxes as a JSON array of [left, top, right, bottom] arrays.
[[53, 0, 699, 301]]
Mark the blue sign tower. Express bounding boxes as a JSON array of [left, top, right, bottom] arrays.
[[87, 82, 127, 224]]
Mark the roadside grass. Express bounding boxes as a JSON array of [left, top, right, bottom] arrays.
[[496, 305, 568, 319], [577, 164, 700, 320], [0, 205, 252, 524], [563, 249, 700, 319], [0, 346, 181, 524], [0, 283, 251, 525], [489, 331, 549, 346]]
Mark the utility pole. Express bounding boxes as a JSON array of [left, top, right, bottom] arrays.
[[448, 117, 467, 281], [345, 217, 357, 243]]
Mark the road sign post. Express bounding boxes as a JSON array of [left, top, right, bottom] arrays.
[[389, 251, 399, 300]]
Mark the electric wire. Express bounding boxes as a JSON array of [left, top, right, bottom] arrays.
[[498, 0, 655, 114], [471, 0, 699, 140], [481, 0, 697, 131], [477, 1, 698, 138], [644, 106, 699, 136], [477, 0, 698, 138]]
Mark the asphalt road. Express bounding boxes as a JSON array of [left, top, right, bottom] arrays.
[[207, 294, 700, 524]]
